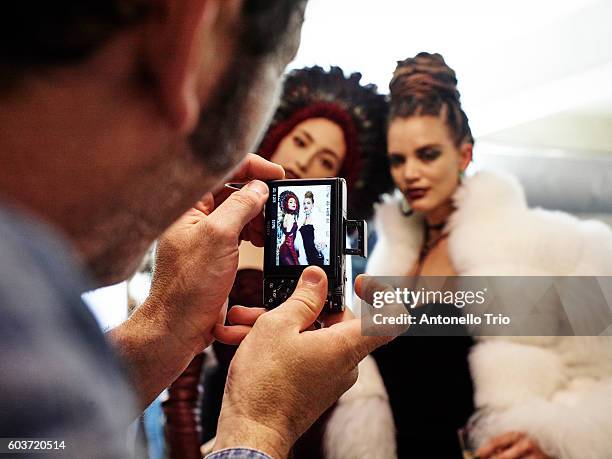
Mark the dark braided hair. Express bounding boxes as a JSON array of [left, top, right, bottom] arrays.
[[257, 66, 393, 221], [389, 52, 474, 147]]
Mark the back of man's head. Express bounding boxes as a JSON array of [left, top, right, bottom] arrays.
[[1, 1, 303, 90], [0, 0, 306, 285]]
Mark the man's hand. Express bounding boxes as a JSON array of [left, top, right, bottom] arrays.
[[147, 154, 284, 351], [108, 154, 283, 409], [477, 432, 550, 459], [213, 266, 393, 459]]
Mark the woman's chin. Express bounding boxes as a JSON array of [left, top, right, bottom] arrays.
[[408, 200, 431, 214]]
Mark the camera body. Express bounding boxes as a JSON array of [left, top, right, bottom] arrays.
[[263, 178, 367, 313]]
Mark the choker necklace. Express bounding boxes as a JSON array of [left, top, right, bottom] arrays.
[[422, 220, 448, 252], [425, 221, 446, 232], [415, 219, 449, 276]]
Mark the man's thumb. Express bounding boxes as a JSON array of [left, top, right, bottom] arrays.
[[207, 180, 268, 237], [269, 266, 328, 331]]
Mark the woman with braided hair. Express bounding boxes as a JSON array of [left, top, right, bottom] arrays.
[[366, 52, 612, 458], [164, 66, 396, 459], [363, 51, 477, 459]]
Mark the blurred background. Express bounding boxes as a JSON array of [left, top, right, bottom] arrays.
[[291, 0, 612, 222], [82, 3, 612, 456], [86, 0, 612, 330]]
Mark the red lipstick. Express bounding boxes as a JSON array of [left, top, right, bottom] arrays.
[[405, 188, 428, 200]]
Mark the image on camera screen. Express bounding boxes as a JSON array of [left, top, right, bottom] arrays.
[[275, 184, 332, 267]]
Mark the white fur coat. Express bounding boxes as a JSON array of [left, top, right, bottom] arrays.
[[324, 355, 396, 459], [366, 170, 612, 459]]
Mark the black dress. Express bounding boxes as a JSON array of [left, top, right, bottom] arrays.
[[299, 224, 324, 266], [372, 303, 475, 458]]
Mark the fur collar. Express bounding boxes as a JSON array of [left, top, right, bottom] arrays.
[[368, 170, 612, 277], [366, 170, 612, 459]]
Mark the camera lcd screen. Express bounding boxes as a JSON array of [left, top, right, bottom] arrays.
[[274, 184, 332, 267]]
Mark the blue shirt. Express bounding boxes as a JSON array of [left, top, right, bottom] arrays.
[[0, 206, 274, 459], [0, 206, 137, 457], [206, 448, 272, 459]]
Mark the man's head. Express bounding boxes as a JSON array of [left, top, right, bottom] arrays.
[[0, 0, 306, 285]]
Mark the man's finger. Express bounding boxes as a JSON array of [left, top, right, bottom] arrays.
[[227, 306, 267, 326], [355, 274, 411, 336], [232, 153, 285, 183], [206, 180, 268, 238], [240, 212, 265, 246], [267, 266, 328, 331], [213, 324, 252, 345], [243, 222, 265, 247], [320, 307, 354, 328], [328, 318, 394, 366], [212, 154, 285, 205], [194, 192, 215, 215], [355, 274, 399, 305], [172, 193, 215, 227]]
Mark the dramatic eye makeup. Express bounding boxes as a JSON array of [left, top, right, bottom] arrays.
[[416, 146, 442, 161], [388, 144, 442, 168], [388, 153, 405, 167]]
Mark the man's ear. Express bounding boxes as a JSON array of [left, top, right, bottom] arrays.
[[459, 142, 473, 172], [143, 0, 241, 134]]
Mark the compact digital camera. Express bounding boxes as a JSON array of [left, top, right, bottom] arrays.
[[263, 178, 367, 313]]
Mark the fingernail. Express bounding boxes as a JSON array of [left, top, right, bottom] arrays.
[[301, 268, 322, 286], [245, 180, 268, 196]]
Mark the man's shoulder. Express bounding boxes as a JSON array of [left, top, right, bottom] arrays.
[[0, 204, 128, 375], [0, 206, 98, 342], [0, 206, 136, 454], [0, 206, 93, 297]]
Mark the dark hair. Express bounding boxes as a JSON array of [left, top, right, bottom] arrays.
[[279, 190, 300, 215], [257, 66, 393, 221], [0, 0, 305, 90], [304, 191, 314, 203], [388, 52, 474, 147], [240, 0, 306, 57]]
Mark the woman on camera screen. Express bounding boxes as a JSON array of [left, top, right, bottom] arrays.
[[298, 190, 326, 266], [278, 190, 300, 266], [164, 66, 396, 459], [365, 52, 612, 459]]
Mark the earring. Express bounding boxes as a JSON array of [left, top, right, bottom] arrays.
[[399, 195, 413, 217]]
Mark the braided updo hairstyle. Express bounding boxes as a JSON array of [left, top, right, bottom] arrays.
[[389, 52, 474, 148]]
